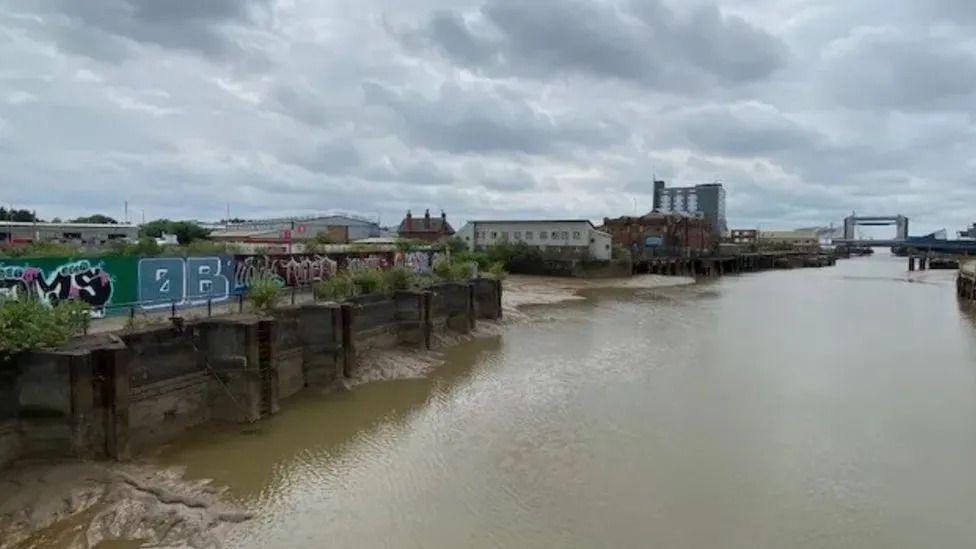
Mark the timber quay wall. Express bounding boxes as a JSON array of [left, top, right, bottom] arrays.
[[636, 251, 836, 277], [0, 278, 503, 471], [958, 260, 976, 301]]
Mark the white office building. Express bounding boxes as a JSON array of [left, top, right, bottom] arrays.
[[456, 220, 613, 261]]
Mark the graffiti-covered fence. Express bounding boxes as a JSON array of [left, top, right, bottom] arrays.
[[0, 249, 446, 317]]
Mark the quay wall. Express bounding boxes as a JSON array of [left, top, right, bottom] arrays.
[[0, 278, 503, 471]]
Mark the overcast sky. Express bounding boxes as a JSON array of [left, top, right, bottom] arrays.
[[1, 0, 974, 234]]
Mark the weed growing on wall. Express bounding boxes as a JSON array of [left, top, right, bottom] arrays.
[[382, 268, 415, 292], [315, 275, 357, 302], [351, 269, 387, 295], [0, 299, 90, 356], [247, 275, 281, 315], [486, 261, 508, 280]]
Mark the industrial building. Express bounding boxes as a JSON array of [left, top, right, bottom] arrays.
[[600, 212, 714, 255], [209, 214, 381, 253], [652, 180, 727, 237], [0, 220, 138, 247], [456, 219, 613, 261]]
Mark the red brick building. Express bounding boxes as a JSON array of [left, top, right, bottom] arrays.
[[599, 212, 714, 254], [397, 210, 456, 242]]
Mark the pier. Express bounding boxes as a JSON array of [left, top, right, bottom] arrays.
[[635, 251, 836, 278]]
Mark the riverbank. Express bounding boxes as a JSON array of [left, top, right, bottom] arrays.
[[1, 273, 693, 548]]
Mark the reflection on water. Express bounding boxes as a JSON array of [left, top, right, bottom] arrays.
[[154, 254, 976, 549]]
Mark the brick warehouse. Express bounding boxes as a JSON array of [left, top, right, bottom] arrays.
[[600, 212, 715, 255]]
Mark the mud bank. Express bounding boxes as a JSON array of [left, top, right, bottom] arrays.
[[0, 461, 249, 549]]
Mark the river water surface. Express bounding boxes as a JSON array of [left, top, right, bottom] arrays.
[[155, 254, 976, 548]]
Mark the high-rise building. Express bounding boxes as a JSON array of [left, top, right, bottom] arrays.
[[652, 180, 727, 237]]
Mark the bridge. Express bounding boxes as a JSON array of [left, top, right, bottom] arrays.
[[832, 214, 909, 247]]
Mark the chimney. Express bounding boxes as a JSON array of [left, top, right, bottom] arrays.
[[424, 209, 431, 229], [441, 210, 447, 223], [406, 210, 412, 231]]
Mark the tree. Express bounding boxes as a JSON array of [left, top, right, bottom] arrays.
[[139, 219, 210, 244], [70, 214, 118, 224], [0, 208, 39, 222], [445, 236, 468, 254]]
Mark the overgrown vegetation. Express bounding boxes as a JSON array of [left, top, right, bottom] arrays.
[[0, 299, 90, 357], [247, 275, 281, 315], [314, 274, 357, 301], [0, 241, 85, 259], [139, 219, 210, 244], [350, 268, 386, 295]]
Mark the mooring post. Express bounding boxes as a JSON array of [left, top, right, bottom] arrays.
[[909, 256, 915, 271], [340, 303, 356, 377]]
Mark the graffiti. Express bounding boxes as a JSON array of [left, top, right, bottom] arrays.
[[344, 255, 389, 273], [138, 257, 230, 310], [395, 251, 433, 274], [281, 255, 337, 286], [0, 260, 114, 317], [233, 255, 338, 290], [233, 256, 282, 290]]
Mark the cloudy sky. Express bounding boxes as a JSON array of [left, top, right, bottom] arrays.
[[1, 0, 974, 234]]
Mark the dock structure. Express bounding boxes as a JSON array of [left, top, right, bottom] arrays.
[[635, 251, 836, 278], [958, 260, 976, 301], [909, 252, 961, 271]]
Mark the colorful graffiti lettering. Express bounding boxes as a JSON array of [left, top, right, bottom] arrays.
[[344, 255, 389, 273], [0, 260, 114, 317], [232, 255, 339, 290], [137, 257, 231, 310]]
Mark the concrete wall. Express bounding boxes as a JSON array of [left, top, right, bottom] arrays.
[[2, 278, 503, 470]]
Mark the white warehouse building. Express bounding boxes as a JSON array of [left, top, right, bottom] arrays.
[[457, 220, 613, 261]]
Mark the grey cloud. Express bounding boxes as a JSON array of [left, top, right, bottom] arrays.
[[363, 81, 622, 154], [37, 0, 273, 61], [679, 102, 820, 157], [402, 0, 788, 90], [821, 29, 976, 110]]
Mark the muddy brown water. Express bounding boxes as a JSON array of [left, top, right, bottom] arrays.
[[113, 255, 976, 547]]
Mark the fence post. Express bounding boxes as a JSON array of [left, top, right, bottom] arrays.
[[291, 286, 296, 305], [129, 306, 135, 322], [207, 298, 212, 317], [170, 300, 176, 318], [239, 293, 244, 313]]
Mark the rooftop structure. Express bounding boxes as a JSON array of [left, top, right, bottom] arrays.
[[0, 220, 138, 247]]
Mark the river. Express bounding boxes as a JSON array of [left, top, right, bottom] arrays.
[[139, 254, 976, 547]]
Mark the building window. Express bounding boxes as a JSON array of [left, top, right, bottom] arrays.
[[501, 232, 509, 240], [525, 231, 533, 240], [108, 234, 127, 240], [551, 231, 560, 240], [514, 231, 521, 240], [63, 232, 82, 240], [540, 232, 548, 240], [561, 231, 569, 240], [572, 231, 581, 240], [491, 232, 498, 239]]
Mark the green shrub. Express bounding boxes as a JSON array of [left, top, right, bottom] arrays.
[[0, 299, 90, 356], [486, 261, 508, 280], [432, 257, 453, 279], [247, 275, 281, 315], [315, 274, 357, 302], [0, 241, 84, 259], [450, 261, 476, 281], [453, 250, 491, 270], [383, 268, 415, 292], [351, 268, 387, 295]]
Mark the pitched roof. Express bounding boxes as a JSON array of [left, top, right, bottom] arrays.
[[398, 215, 455, 235]]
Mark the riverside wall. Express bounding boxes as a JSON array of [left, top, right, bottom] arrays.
[[0, 279, 503, 471]]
